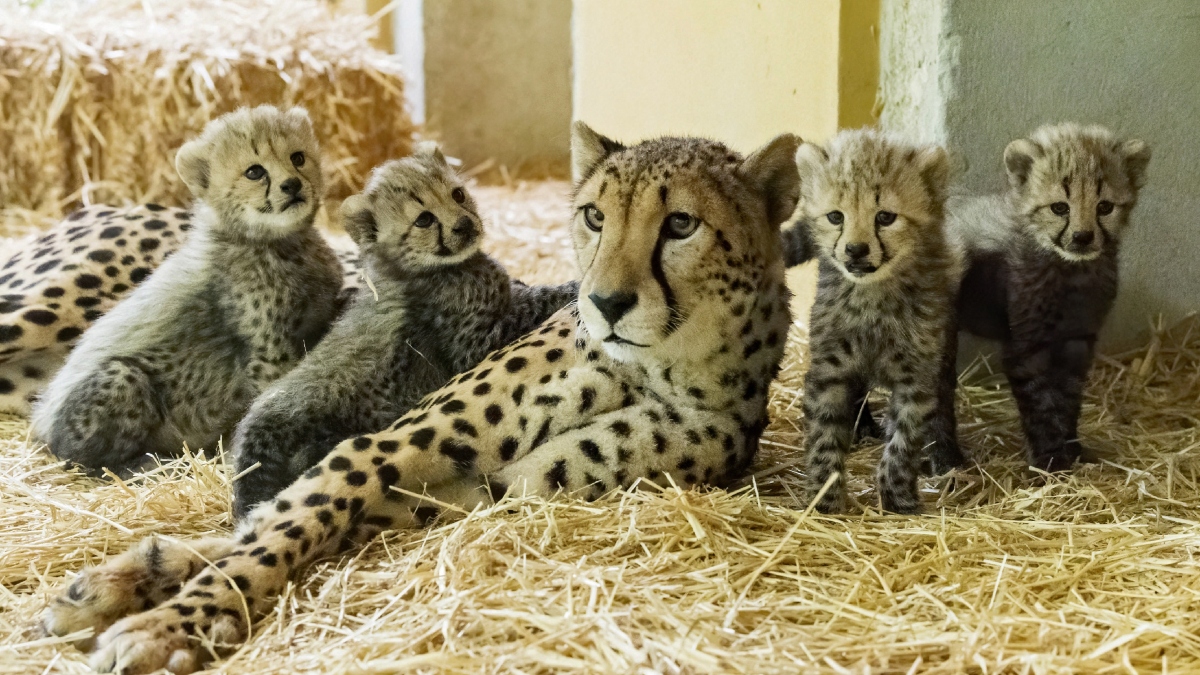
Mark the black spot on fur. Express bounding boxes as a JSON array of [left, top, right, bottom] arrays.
[[352, 436, 372, 450], [473, 382, 492, 396], [98, 226, 123, 239], [377, 440, 399, 453], [22, 309, 56, 326], [377, 464, 400, 491], [57, 327, 81, 342], [512, 384, 526, 406], [546, 460, 568, 490], [439, 438, 478, 471], [410, 427, 436, 450], [305, 493, 331, 507], [485, 404, 504, 425], [87, 249, 115, 264], [499, 437, 519, 461], [545, 348, 564, 362], [580, 440, 604, 463], [130, 268, 151, 283], [505, 356, 528, 372], [329, 456, 352, 471], [345, 471, 368, 487], [441, 399, 466, 415]]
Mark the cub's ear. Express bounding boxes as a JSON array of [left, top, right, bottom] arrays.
[[739, 133, 802, 227], [284, 106, 313, 128], [340, 193, 377, 246], [793, 142, 828, 181], [1118, 138, 1151, 190], [571, 121, 624, 185], [175, 138, 210, 198], [413, 141, 449, 167], [1003, 138, 1042, 187], [914, 144, 951, 200]]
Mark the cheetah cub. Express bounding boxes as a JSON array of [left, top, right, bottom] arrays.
[[948, 123, 1150, 471], [230, 144, 578, 517], [796, 129, 958, 514], [31, 106, 343, 476]]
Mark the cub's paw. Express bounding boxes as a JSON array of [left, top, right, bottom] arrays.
[[42, 536, 233, 650], [927, 440, 967, 476]]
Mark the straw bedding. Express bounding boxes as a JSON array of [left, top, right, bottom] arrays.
[[0, 0, 413, 237], [3, 181, 1200, 674]]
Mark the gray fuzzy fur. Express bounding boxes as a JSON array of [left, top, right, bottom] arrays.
[[30, 106, 343, 476], [230, 148, 577, 517]]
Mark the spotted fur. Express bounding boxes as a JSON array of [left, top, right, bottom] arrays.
[[30, 106, 344, 476], [794, 129, 959, 514], [43, 122, 802, 674], [230, 144, 578, 517]]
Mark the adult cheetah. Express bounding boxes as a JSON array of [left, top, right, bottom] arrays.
[[43, 122, 802, 674]]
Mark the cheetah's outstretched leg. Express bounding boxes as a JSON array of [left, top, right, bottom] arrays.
[[42, 536, 234, 650], [803, 374, 855, 514]]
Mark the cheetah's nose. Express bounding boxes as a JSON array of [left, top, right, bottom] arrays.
[[1071, 230, 1095, 246], [280, 178, 302, 196], [844, 242, 870, 259], [452, 216, 475, 235], [589, 291, 638, 326]]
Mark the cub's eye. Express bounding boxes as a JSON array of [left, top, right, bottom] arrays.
[[1050, 202, 1070, 216], [290, 152, 305, 168], [875, 211, 897, 226], [414, 211, 435, 228], [663, 212, 699, 239], [244, 165, 266, 180], [1097, 200, 1115, 216], [827, 211, 844, 225], [451, 187, 466, 204], [583, 205, 604, 232]]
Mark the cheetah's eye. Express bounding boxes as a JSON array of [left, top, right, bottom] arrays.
[[827, 211, 844, 225], [290, 152, 305, 168], [583, 205, 604, 232], [1050, 202, 1070, 216], [1097, 200, 1114, 216], [875, 211, 897, 226], [414, 211, 435, 228], [244, 165, 266, 181], [663, 212, 699, 239], [451, 187, 466, 204]]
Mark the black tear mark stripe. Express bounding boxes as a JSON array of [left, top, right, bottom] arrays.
[[873, 220, 890, 266], [650, 229, 678, 335]]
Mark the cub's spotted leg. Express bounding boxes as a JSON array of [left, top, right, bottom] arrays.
[[926, 318, 965, 475], [42, 536, 234, 651], [488, 403, 746, 499], [50, 357, 167, 475], [803, 371, 855, 514], [876, 375, 937, 514], [1004, 337, 1092, 472]]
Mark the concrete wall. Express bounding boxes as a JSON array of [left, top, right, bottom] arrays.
[[423, 0, 572, 175], [880, 0, 1200, 347], [572, 0, 842, 151]]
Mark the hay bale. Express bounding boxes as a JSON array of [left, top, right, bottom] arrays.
[[0, 0, 414, 236]]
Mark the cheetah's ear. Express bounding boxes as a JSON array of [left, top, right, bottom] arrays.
[[175, 138, 210, 198], [739, 133, 802, 227], [914, 144, 951, 200], [341, 193, 378, 246], [571, 121, 624, 185], [1003, 138, 1042, 188], [1118, 138, 1151, 191], [413, 141, 449, 168]]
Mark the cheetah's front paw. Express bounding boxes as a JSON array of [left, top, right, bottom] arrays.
[[90, 608, 241, 674], [42, 536, 234, 650]]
